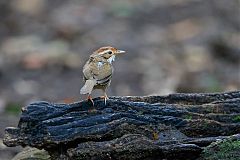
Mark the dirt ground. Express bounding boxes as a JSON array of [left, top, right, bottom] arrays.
[[0, 0, 239, 159]]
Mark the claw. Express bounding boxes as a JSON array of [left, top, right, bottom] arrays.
[[100, 93, 109, 106], [87, 94, 94, 106]]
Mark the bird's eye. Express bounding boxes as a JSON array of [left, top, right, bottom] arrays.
[[108, 51, 113, 54]]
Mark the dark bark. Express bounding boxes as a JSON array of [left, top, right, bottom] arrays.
[[3, 91, 240, 160]]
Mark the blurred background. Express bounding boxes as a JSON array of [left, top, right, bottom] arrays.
[[0, 0, 239, 159]]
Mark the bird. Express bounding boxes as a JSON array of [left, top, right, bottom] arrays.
[[80, 46, 125, 106]]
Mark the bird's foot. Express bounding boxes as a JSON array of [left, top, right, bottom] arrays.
[[100, 95, 109, 106], [87, 95, 94, 106]]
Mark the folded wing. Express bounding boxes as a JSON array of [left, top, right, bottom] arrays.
[[80, 79, 97, 94]]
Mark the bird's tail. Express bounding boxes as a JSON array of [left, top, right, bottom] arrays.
[[80, 79, 97, 95]]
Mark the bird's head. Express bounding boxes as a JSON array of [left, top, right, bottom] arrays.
[[93, 46, 125, 63]]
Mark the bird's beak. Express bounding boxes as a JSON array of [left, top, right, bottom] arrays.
[[116, 50, 126, 54]]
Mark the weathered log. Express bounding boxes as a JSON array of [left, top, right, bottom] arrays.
[[3, 91, 240, 160]]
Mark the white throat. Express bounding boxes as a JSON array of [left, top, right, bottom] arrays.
[[107, 55, 116, 64], [97, 61, 104, 68]]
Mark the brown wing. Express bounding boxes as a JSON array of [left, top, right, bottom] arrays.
[[80, 79, 97, 94], [83, 57, 113, 84]]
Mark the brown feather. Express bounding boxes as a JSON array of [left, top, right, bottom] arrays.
[[80, 79, 97, 94]]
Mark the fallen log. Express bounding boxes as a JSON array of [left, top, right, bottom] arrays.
[[3, 91, 240, 160]]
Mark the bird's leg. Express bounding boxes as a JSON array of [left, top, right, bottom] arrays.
[[101, 89, 109, 105], [87, 94, 94, 106], [104, 92, 109, 106]]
